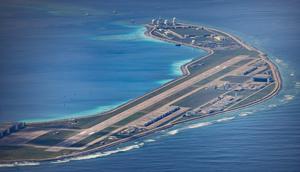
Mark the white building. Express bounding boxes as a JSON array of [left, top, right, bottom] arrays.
[[213, 35, 225, 41], [151, 19, 156, 25], [164, 19, 168, 25], [0, 122, 25, 138], [172, 17, 176, 25]]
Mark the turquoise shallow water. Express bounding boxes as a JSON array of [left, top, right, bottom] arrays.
[[0, 11, 202, 121], [0, 0, 300, 171]]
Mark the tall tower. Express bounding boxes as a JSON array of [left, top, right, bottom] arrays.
[[156, 19, 160, 25], [156, 17, 162, 26], [172, 17, 176, 26], [223, 82, 228, 90], [164, 19, 168, 25], [151, 19, 155, 25], [235, 91, 238, 97]]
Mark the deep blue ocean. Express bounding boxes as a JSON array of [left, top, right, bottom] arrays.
[[1, 0, 300, 171]]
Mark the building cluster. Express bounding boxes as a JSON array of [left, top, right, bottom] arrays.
[[218, 81, 266, 92], [149, 17, 242, 50], [211, 34, 225, 41], [182, 110, 198, 118], [244, 60, 273, 83], [117, 126, 145, 137], [151, 17, 177, 28], [216, 59, 274, 93], [0, 122, 25, 138], [196, 59, 275, 115], [144, 107, 180, 127], [147, 19, 276, 120], [199, 95, 241, 114]]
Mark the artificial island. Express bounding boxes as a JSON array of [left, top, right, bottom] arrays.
[[0, 18, 281, 163]]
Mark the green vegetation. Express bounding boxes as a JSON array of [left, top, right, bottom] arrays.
[[29, 43, 257, 132], [169, 27, 211, 37], [226, 89, 256, 98], [221, 75, 251, 83], [232, 58, 254, 66], [188, 49, 254, 74], [0, 145, 73, 161], [29, 113, 122, 130], [71, 112, 146, 147], [173, 88, 225, 108], [0, 23, 280, 163], [29, 130, 78, 146], [71, 59, 248, 147]]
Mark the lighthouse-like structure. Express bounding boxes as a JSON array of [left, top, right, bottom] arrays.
[[164, 19, 168, 25], [151, 19, 156, 25], [172, 17, 176, 26]]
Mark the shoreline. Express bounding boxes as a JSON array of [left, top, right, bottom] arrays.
[[21, 26, 203, 124], [0, 22, 282, 165]]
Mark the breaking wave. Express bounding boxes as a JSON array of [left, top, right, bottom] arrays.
[[156, 79, 173, 85], [281, 95, 295, 102], [4, 99, 288, 167], [0, 162, 40, 168], [93, 26, 163, 43], [171, 59, 193, 76], [216, 116, 236, 123], [274, 58, 288, 67], [51, 143, 144, 164], [268, 104, 277, 108], [187, 122, 213, 129], [167, 129, 179, 136], [275, 58, 283, 64], [294, 81, 300, 89], [239, 112, 253, 117], [144, 139, 156, 143]]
